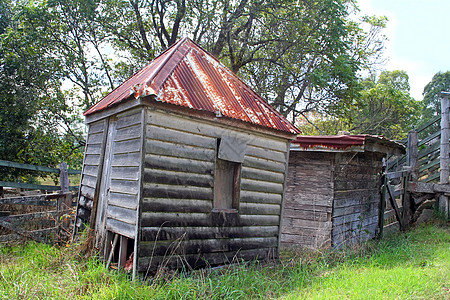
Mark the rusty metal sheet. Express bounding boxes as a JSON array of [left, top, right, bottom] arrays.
[[84, 38, 299, 135], [291, 135, 404, 153]]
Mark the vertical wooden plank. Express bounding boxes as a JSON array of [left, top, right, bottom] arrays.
[[407, 130, 418, 181], [277, 141, 290, 257], [440, 92, 450, 218], [59, 162, 69, 193], [133, 107, 146, 281], [118, 235, 128, 269], [377, 173, 387, 239]]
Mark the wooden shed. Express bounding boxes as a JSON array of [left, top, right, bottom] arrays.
[[281, 135, 404, 249], [74, 38, 299, 278]]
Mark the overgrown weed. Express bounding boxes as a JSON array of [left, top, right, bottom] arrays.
[[0, 222, 448, 299]]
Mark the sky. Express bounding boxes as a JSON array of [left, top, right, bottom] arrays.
[[358, 0, 450, 100]]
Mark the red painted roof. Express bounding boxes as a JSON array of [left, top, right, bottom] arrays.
[[291, 135, 405, 154], [85, 38, 300, 134]]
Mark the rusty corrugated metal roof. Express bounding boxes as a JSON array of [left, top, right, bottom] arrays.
[[291, 135, 405, 154], [85, 38, 300, 134]]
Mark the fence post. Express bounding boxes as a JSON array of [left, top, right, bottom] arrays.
[[407, 130, 418, 181], [58, 162, 72, 237], [440, 93, 450, 219]]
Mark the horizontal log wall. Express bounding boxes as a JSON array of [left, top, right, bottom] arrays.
[[104, 109, 143, 239], [139, 108, 288, 271], [76, 119, 107, 229], [281, 151, 334, 249], [332, 152, 384, 246]]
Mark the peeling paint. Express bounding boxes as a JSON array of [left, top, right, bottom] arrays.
[[84, 38, 300, 135]]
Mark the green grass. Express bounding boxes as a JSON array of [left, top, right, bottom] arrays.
[[0, 223, 448, 299]]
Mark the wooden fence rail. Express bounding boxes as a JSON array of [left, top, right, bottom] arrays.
[[0, 160, 81, 192], [0, 160, 81, 243]]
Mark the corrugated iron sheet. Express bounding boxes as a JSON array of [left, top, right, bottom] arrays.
[[85, 38, 300, 134], [291, 135, 405, 153]]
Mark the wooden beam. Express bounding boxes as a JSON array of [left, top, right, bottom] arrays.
[[440, 93, 450, 217], [386, 181, 403, 230]]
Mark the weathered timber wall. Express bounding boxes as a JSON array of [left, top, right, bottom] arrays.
[[76, 119, 108, 229], [104, 109, 144, 239], [281, 152, 334, 249], [331, 152, 384, 246], [139, 108, 288, 271]]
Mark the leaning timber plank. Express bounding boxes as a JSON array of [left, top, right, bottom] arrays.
[[146, 139, 215, 162], [140, 225, 279, 241], [141, 212, 211, 227], [0, 181, 60, 191], [108, 192, 139, 210], [0, 194, 57, 206], [143, 169, 213, 188], [107, 205, 137, 225], [109, 179, 139, 195], [83, 165, 99, 177], [241, 167, 284, 184], [114, 124, 142, 141], [239, 202, 281, 215], [240, 178, 284, 194], [106, 218, 136, 239], [386, 182, 403, 227], [81, 174, 97, 189], [110, 166, 140, 181], [141, 198, 212, 214], [147, 125, 216, 149], [111, 153, 142, 167], [246, 145, 286, 163], [116, 111, 142, 129], [143, 183, 213, 200], [137, 248, 272, 272], [80, 185, 95, 199], [145, 154, 214, 175], [240, 190, 282, 204], [148, 109, 288, 152], [83, 154, 101, 166], [87, 132, 105, 145], [113, 139, 141, 154], [85, 143, 102, 155], [243, 156, 285, 173], [88, 122, 105, 135], [139, 237, 278, 257]]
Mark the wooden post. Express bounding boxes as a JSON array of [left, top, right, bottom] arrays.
[[59, 162, 69, 193], [377, 168, 387, 239], [440, 92, 450, 218], [407, 130, 419, 181]]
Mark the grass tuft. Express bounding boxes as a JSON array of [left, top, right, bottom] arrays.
[[0, 223, 448, 299]]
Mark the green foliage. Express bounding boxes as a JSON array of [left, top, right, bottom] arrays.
[[422, 71, 450, 120], [0, 0, 85, 180], [0, 224, 448, 299], [301, 70, 423, 139]]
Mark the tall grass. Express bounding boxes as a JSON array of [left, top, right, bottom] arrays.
[[0, 223, 448, 299]]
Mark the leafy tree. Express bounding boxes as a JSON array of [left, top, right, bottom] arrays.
[[94, 0, 387, 120], [300, 70, 422, 139], [0, 1, 85, 181], [422, 71, 450, 119]]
